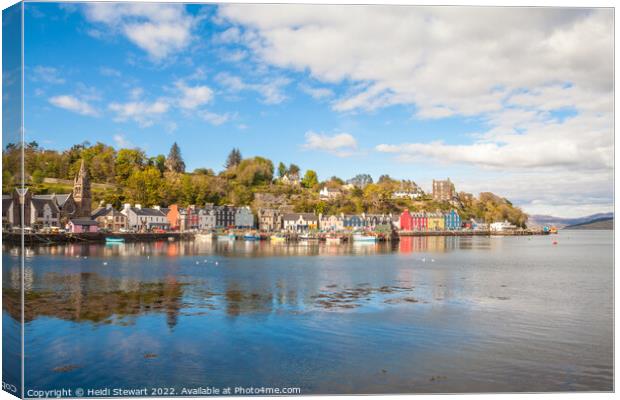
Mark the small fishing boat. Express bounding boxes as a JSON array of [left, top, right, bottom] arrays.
[[270, 234, 286, 243], [244, 232, 260, 241], [217, 233, 236, 241], [326, 236, 341, 245], [105, 237, 125, 243], [353, 233, 377, 243], [195, 232, 214, 241]]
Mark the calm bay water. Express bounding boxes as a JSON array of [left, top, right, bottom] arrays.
[[2, 231, 613, 394]]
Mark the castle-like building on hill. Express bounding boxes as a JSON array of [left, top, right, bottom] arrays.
[[73, 159, 92, 218]]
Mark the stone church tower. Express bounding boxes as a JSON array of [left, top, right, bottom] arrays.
[[73, 159, 92, 218]]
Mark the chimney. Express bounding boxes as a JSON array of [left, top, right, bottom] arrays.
[[153, 205, 160, 210], [135, 204, 142, 209], [123, 203, 131, 210], [106, 204, 112, 209]]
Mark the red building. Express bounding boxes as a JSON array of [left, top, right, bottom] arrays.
[[411, 212, 428, 231], [399, 209, 413, 231]]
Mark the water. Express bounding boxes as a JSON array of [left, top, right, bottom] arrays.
[[2, 231, 613, 394]]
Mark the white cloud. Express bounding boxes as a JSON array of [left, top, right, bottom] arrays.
[[113, 134, 132, 148], [49, 95, 98, 116], [108, 100, 169, 127], [99, 67, 122, 77], [83, 3, 198, 61], [299, 83, 333, 100], [175, 81, 214, 109], [303, 131, 358, 157], [201, 111, 234, 126], [216, 72, 290, 104], [30, 66, 65, 84], [217, 5, 612, 216]]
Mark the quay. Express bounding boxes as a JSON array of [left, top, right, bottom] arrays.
[[3, 228, 549, 246], [2, 232, 195, 245]]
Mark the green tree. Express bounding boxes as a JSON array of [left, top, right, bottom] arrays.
[[115, 149, 146, 184], [236, 156, 274, 186], [165, 142, 185, 173], [302, 170, 319, 189], [288, 163, 300, 177], [126, 166, 164, 206], [225, 148, 242, 169], [277, 162, 287, 178]]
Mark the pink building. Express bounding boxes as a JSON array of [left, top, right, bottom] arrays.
[[411, 212, 428, 231], [67, 218, 99, 233]]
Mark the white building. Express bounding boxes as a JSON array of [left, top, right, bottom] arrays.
[[198, 208, 216, 230], [234, 206, 254, 228], [392, 190, 422, 200], [121, 204, 170, 231], [320, 214, 344, 231], [319, 187, 341, 200], [283, 213, 319, 232]]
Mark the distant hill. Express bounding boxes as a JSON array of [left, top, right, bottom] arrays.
[[563, 217, 613, 230], [529, 212, 614, 228]]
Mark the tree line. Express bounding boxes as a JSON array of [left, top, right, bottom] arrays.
[[2, 141, 528, 227]]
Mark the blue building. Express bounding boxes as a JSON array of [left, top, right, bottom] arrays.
[[444, 209, 461, 230], [343, 215, 364, 229]]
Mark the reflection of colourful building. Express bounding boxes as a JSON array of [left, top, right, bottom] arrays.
[[444, 209, 461, 230], [427, 212, 445, 231]]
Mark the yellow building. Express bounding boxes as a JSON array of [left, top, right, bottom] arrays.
[[427, 212, 445, 231]]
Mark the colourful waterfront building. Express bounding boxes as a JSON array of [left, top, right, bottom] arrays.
[[399, 209, 413, 231], [411, 212, 428, 231], [444, 209, 461, 230], [427, 212, 445, 231]]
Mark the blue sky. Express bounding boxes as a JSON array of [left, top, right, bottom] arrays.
[[16, 2, 614, 217]]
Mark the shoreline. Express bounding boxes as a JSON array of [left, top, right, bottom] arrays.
[[2, 229, 550, 246]]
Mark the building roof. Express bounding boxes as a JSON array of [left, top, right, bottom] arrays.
[[55, 194, 71, 207], [131, 207, 166, 217], [31, 197, 59, 212], [92, 207, 125, 219], [283, 213, 318, 221], [70, 218, 99, 225], [2, 196, 13, 211]]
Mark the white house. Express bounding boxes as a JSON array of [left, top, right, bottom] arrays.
[[30, 196, 61, 227], [197, 208, 216, 230], [234, 206, 254, 228], [283, 213, 319, 232], [392, 190, 422, 200], [319, 187, 341, 200], [320, 214, 344, 231], [121, 204, 170, 231]]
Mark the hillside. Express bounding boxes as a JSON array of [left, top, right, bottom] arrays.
[[563, 218, 613, 230], [529, 212, 614, 228]]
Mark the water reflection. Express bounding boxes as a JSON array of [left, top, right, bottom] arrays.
[[4, 235, 497, 259]]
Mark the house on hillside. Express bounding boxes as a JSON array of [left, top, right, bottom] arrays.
[[319, 187, 341, 200], [258, 208, 282, 232]]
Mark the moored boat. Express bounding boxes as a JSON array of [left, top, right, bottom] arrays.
[[244, 232, 260, 241], [326, 236, 341, 245], [105, 237, 125, 243], [270, 234, 286, 243], [353, 233, 377, 243], [217, 233, 236, 241], [196, 232, 214, 241]]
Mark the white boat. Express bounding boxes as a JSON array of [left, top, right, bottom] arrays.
[[196, 233, 214, 241], [326, 236, 341, 245], [353, 233, 377, 243], [217, 233, 236, 241]]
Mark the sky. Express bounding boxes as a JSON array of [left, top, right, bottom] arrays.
[[14, 2, 614, 217]]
